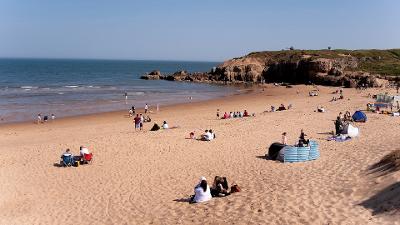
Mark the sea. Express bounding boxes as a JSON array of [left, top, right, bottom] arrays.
[[0, 58, 239, 124]]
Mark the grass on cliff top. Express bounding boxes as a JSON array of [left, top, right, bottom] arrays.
[[246, 49, 400, 76]]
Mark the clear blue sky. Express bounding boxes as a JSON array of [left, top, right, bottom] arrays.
[[0, 0, 399, 61]]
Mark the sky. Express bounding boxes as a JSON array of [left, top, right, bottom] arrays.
[[0, 0, 399, 61]]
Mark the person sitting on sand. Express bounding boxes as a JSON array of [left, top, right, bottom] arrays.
[[317, 106, 325, 113], [62, 149, 73, 158], [278, 104, 286, 111], [211, 176, 230, 197], [287, 104, 293, 110], [190, 177, 212, 203], [233, 112, 237, 118], [334, 116, 344, 135], [344, 111, 352, 122], [80, 146, 90, 157], [209, 129, 216, 139], [201, 130, 213, 141], [239, 111, 243, 117], [282, 132, 288, 145], [298, 129, 309, 147], [162, 121, 169, 129], [223, 112, 228, 119], [150, 123, 161, 131], [271, 106, 276, 112], [229, 112, 233, 118], [243, 110, 249, 117], [144, 115, 151, 122]]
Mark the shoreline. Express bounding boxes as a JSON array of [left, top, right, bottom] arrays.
[[0, 85, 260, 129]]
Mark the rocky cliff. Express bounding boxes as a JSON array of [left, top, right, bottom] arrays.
[[141, 49, 400, 87]]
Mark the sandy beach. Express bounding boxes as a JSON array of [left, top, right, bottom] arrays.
[[1, 84, 399, 225]]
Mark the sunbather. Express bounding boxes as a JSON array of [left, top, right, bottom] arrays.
[[190, 177, 212, 203]]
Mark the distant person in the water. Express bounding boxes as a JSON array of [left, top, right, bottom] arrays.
[[144, 103, 149, 114]]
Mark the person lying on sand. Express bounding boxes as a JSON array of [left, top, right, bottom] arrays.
[[190, 177, 212, 204], [211, 176, 230, 197], [317, 106, 325, 113]]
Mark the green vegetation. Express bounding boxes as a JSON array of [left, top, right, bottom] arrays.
[[247, 49, 400, 76]]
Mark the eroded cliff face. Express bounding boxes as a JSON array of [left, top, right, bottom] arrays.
[[141, 50, 399, 87]]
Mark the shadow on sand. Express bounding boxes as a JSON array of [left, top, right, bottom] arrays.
[[359, 181, 400, 215]]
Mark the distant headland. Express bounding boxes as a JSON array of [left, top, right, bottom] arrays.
[[141, 49, 400, 88]]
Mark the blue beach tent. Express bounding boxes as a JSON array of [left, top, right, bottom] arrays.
[[352, 111, 367, 122]]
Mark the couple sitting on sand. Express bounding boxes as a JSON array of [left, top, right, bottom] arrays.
[[200, 129, 215, 141], [189, 176, 240, 204], [60, 146, 93, 167]]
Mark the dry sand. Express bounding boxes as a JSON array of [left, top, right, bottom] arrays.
[[1, 85, 400, 225]]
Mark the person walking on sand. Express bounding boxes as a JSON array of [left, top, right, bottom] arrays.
[[144, 103, 149, 114], [216, 109, 220, 119], [134, 114, 141, 131], [282, 132, 288, 145]]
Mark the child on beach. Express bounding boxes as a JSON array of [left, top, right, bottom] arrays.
[[144, 104, 149, 114]]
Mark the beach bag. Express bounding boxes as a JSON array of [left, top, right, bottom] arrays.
[[230, 184, 241, 193]]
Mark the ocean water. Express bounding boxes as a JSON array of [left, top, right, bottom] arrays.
[[0, 58, 237, 123]]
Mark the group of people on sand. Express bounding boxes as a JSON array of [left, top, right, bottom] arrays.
[[189, 176, 240, 203], [334, 111, 352, 135], [281, 129, 309, 147], [220, 110, 252, 119], [133, 113, 151, 131], [36, 113, 55, 124], [270, 103, 292, 112], [330, 89, 344, 102], [60, 146, 93, 167], [150, 121, 174, 131]]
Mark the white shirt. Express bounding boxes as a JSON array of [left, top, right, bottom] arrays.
[[204, 132, 213, 141], [193, 185, 212, 203], [162, 123, 169, 129], [80, 147, 89, 156], [145, 105, 148, 110]]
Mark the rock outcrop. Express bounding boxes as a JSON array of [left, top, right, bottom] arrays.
[[141, 49, 400, 87]]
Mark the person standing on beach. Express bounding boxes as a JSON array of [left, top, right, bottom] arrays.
[[216, 109, 220, 119], [282, 132, 288, 145], [51, 114, 55, 121], [132, 105, 136, 115], [134, 114, 141, 130], [144, 104, 149, 114], [37, 114, 42, 124], [140, 113, 144, 130]]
